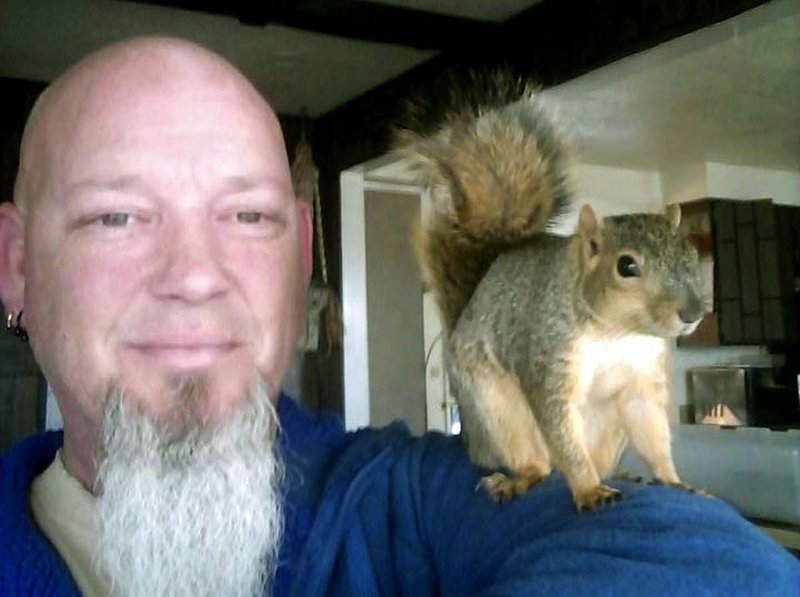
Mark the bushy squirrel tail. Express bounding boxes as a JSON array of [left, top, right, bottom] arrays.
[[396, 75, 573, 335]]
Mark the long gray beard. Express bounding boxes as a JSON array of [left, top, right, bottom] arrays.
[[95, 377, 284, 597]]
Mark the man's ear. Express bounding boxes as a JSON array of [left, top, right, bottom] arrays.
[[0, 201, 26, 314], [296, 199, 314, 283]]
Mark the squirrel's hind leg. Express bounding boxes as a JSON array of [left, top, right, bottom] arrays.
[[449, 349, 552, 502], [526, 374, 622, 512]]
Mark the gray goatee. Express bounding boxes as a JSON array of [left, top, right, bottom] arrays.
[[95, 376, 284, 597]]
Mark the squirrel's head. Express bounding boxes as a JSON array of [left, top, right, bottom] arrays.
[[576, 204, 706, 338]]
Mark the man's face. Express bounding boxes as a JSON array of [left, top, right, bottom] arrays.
[[22, 73, 312, 434]]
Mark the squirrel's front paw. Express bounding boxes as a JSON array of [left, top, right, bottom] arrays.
[[480, 467, 547, 502], [480, 472, 518, 502], [573, 484, 622, 512]]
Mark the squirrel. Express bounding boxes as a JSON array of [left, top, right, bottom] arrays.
[[397, 77, 706, 512]]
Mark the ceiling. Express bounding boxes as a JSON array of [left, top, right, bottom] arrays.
[[366, 0, 800, 177], [544, 0, 800, 171], [0, 0, 539, 117], [0, 0, 797, 173]]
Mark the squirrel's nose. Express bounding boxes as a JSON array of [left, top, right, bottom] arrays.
[[679, 296, 705, 324], [679, 308, 703, 324]]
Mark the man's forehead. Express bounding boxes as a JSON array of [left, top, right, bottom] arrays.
[[58, 37, 251, 94], [17, 37, 292, 213], [50, 52, 272, 134]]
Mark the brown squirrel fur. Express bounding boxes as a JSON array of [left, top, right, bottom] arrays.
[[399, 82, 706, 511]]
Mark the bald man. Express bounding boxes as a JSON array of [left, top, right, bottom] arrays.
[[1, 36, 310, 595], [1, 37, 798, 597]]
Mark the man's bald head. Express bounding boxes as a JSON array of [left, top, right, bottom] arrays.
[[14, 36, 290, 216]]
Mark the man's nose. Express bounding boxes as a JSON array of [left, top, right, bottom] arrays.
[[150, 217, 230, 303]]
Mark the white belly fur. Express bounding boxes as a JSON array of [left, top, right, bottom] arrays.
[[573, 333, 667, 475]]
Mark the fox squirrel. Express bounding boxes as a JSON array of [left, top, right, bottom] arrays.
[[399, 79, 705, 512]]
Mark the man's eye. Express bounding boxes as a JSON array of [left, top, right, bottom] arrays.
[[236, 212, 265, 224], [228, 209, 285, 237], [98, 213, 131, 227]]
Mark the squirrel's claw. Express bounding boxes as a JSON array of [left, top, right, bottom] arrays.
[[480, 469, 547, 502], [648, 478, 712, 497], [574, 484, 623, 512], [613, 471, 644, 484]]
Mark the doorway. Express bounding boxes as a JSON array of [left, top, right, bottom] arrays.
[[340, 162, 456, 435]]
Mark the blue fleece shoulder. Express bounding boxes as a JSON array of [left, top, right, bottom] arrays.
[[277, 392, 346, 454], [391, 431, 800, 596], [274, 393, 354, 596], [286, 420, 413, 597], [0, 431, 80, 596], [281, 418, 800, 596], [8, 402, 796, 597]]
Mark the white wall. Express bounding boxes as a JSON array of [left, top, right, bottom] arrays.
[[705, 162, 800, 206], [660, 160, 800, 208], [573, 163, 664, 214], [550, 164, 663, 234], [660, 160, 709, 206]]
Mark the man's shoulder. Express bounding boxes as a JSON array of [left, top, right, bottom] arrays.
[[277, 393, 346, 453], [278, 394, 456, 460], [315, 414, 464, 482], [278, 398, 465, 510]]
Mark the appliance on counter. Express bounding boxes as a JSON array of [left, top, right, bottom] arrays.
[[686, 365, 800, 430]]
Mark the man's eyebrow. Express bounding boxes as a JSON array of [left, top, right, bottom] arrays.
[[64, 175, 147, 197], [213, 173, 291, 195], [63, 173, 292, 199]]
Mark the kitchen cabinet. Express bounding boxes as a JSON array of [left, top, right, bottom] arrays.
[[678, 198, 800, 348]]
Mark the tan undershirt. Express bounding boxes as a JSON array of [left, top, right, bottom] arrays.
[[30, 450, 110, 597]]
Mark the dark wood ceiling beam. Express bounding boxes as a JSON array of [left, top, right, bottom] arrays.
[[126, 0, 501, 50]]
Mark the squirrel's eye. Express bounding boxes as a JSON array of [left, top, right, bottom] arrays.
[[617, 255, 641, 278]]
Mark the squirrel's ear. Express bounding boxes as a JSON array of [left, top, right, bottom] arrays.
[[578, 205, 603, 267], [578, 204, 599, 232], [666, 203, 681, 229], [578, 204, 603, 259]]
